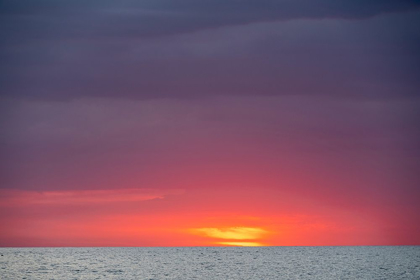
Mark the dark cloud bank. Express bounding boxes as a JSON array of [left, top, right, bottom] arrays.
[[1, 0, 420, 100]]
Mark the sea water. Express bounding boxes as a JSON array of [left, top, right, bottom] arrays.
[[1, 246, 419, 279]]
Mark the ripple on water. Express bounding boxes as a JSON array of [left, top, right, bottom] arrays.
[[0, 247, 419, 280]]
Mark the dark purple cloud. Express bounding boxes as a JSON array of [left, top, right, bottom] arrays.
[[1, 8, 419, 100], [1, 1, 419, 193], [2, 1, 419, 25], [1, 1, 419, 246]]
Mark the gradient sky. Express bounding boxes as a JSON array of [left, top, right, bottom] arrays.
[[1, 0, 420, 247]]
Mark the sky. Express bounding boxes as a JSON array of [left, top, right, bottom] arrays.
[[0, 0, 420, 247]]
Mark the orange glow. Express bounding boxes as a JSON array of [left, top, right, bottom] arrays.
[[0, 187, 407, 247], [216, 241, 265, 247], [191, 227, 267, 240], [189, 227, 269, 246]]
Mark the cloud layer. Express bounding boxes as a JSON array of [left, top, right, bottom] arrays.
[[1, 1, 419, 246], [1, 1, 419, 100]]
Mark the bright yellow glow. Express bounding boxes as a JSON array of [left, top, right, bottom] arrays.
[[217, 241, 265, 247], [191, 227, 267, 240]]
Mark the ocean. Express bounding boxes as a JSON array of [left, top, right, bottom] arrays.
[[1, 246, 419, 279]]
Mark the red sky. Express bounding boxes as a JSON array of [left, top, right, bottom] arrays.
[[1, 1, 419, 247], [0, 183, 418, 246]]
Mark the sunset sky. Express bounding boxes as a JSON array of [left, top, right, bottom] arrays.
[[1, 0, 419, 247]]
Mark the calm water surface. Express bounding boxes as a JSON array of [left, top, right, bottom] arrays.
[[1, 246, 419, 279]]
